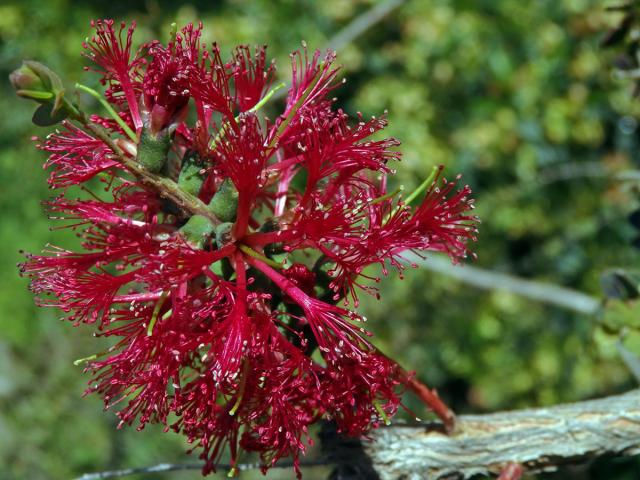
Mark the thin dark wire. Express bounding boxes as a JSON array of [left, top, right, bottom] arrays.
[[74, 459, 329, 480]]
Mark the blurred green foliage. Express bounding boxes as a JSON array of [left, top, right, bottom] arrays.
[[1, 0, 640, 478]]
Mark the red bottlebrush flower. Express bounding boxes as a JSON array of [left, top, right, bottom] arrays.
[[16, 20, 478, 477], [231, 45, 276, 111], [212, 113, 269, 237], [142, 23, 205, 134], [190, 43, 234, 124], [83, 20, 144, 130], [37, 122, 118, 187]]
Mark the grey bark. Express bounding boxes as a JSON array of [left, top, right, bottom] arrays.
[[333, 389, 640, 479]]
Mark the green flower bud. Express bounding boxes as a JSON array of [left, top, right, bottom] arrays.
[[10, 61, 69, 125], [214, 222, 234, 247], [179, 215, 215, 249], [212, 222, 236, 279], [177, 151, 205, 197], [209, 178, 239, 223], [11, 60, 62, 94], [10, 63, 48, 95], [136, 128, 172, 173]]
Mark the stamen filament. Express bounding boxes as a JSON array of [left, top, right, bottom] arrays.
[[404, 165, 440, 206], [370, 185, 404, 205]]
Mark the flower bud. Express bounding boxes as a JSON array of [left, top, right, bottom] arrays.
[[10, 61, 70, 126], [209, 178, 239, 223], [285, 264, 317, 298], [136, 128, 172, 173], [10, 61, 63, 104], [177, 151, 205, 197], [214, 222, 234, 247], [179, 214, 215, 249], [10, 63, 46, 94]]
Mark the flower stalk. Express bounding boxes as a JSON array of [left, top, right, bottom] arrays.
[[75, 83, 138, 141]]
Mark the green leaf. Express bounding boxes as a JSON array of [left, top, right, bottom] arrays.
[[32, 102, 68, 126], [602, 299, 640, 332], [622, 331, 640, 359]]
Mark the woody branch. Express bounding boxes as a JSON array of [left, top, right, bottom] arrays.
[[323, 388, 640, 480]]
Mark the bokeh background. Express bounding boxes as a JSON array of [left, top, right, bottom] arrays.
[[1, 0, 639, 478]]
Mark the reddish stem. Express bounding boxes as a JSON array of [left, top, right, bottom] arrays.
[[397, 367, 456, 433], [232, 196, 252, 240], [497, 463, 524, 480]]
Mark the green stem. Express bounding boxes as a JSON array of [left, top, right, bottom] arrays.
[[61, 96, 82, 120], [238, 244, 283, 269], [73, 345, 116, 366], [229, 359, 250, 416], [373, 400, 391, 425], [248, 82, 285, 114], [267, 62, 326, 151], [75, 119, 219, 225], [370, 185, 404, 205], [210, 82, 286, 149], [75, 83, 138, 142], [404, 165, 440, 206], [383, 166, 441, 225], [147, 291, 169, 336]]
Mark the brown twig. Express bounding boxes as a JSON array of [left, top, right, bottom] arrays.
[[79, 120, 219, 224]]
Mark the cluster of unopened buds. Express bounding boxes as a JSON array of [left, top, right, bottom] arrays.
[[12, 20, 478, 477]]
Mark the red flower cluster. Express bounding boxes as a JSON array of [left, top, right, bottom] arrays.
[[18, 20, 477, 476]]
